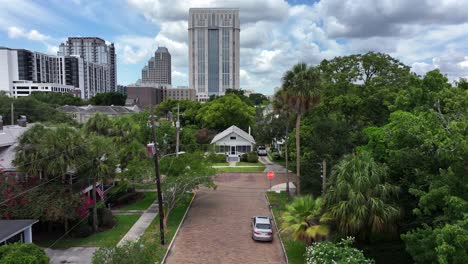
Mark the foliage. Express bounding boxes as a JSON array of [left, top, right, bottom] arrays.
[[92, 240, 158, 264], [155, 99, 201, 127], [245, 152, 259, 163], [0, 243, 49, 264], [206, 152, 226, 163], [281, 195, 329, 244], [0, 93, 75, 125], [249, 93, 269, 105], [401, 215, 468, 264], [30, 91, 85, 106], [323, 151, 400, 239], [305, 237, 374, 264], [196, 94, 255, 131], [89, 92, 126, 106]]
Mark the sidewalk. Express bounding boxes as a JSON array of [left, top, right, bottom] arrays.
[[258, 156, 289, 173], [117, 202, 159, 246]]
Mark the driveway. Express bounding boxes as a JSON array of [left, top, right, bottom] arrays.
[[45, 247, 97, 264], [165, 172, 291, 264]]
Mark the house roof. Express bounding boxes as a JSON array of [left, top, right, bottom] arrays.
[[211, 125, 256, 144], [0, 125, 30, 148], [57, 105, 140, 115], [0, 220, 38, 242]]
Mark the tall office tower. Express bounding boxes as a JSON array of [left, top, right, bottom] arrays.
[[141, 47, 171, 85], [58, 37, 117, 92], [188, 8, 240, 102]]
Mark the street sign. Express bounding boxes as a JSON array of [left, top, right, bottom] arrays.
[[267, 171, 275, 179]]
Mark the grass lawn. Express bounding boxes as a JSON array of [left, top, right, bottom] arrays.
[[211, 162, 229, 166], [267, 191, 306, 264], [140, 193, 194, 262], [38, 214, 141, 248], [236, 161, 262, 166], [118, 192, 156, 211], [215, 166, 265, 173]]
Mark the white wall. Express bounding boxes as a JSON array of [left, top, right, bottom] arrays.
[[214, 132, 253, 146], [0, 49, 18, 95]]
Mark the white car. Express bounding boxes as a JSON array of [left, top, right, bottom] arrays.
[[251, 216, 273, 242], [257, 146, 267, 156]]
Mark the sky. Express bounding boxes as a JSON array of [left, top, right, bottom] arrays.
[[1, 0, 468, 95]]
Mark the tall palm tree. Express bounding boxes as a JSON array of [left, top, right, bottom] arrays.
[[83, 135, 117, 232], [322, 151, 400, 239], [281, 63, 322, 194], [281, 195, 329, 244]]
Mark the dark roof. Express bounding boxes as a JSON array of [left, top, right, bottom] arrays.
[[0, 220, 38, 241], [57, 105, 83, 113], [156, 47, 169, 53]]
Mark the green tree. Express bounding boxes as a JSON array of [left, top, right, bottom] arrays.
[[92, 240, 157, 264], [281, 195, 329, 244], [323, 151, 400, 239], [90, 92, 126, 106], [281, 63, 322, 194], [249, 93, 269, 105], [30, 91, 85, 106], [196, 94, 255, 131]]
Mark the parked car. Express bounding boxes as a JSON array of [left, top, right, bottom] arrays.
[[251, 216, 273, 242], [257, 146, 267, 156]]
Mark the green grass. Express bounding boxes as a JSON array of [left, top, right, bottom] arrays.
[[38, 214, 141, 248], [140, 193, 194, 262], [211, 162, 229, 166], [215, 166, 265, 172], [118, 192, 156, 211], [267, 192, 306, 264], [236, 161, 262, 166]]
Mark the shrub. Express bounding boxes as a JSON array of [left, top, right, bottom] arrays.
[[305, 237, 374, 264], [72, 223, 94, 238], [92, 240, 157, 264], [246, 152, 258, 163], [115, 192, 143, 206], [98, 208, 116, 228], [240, 153, 248, 162], [206, 152, 226, 163], [272, 152, 281, 160], [0, 243, 49, 264]]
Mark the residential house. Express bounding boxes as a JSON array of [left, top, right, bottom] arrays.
[[211, 125, 256, 162], [0, 220, 38, 245], [57, 105, 140, 124]]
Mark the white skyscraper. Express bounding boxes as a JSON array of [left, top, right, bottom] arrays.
[[188, 8, 240, 102]]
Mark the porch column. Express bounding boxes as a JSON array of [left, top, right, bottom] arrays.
[[24, 227, 32, 243]]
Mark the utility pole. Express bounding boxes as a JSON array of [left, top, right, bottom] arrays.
[[175, 104, 180, 156], [322, 159, 327, 195], [285, 122, 290, 195], [150, 105, 165, 245], [11, 103, 14, 125]]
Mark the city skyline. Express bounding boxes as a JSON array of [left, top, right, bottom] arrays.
[[1, 1, 468, 95]]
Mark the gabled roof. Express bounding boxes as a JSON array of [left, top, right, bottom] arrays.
[[211, 125, 255, 144], [0, 220, 38, 242]]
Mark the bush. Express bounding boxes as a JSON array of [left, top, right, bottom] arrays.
[[272, 152, 281, 161], [106, 181, 132, 205], [246, 152, 258, 163], [92, 240, 157, 264], [241, 153, 248, 162], [305, 237, 374, 264], [0, 243, 49, 264], [115, 192, 143, 206], [206, 152, 226, 163], [72, 223, 94, 238], [98, 208, 116, 228]]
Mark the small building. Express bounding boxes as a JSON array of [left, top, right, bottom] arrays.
[[0, 120, 31, 182], [126, 85, 168, 108], [211, 125, 256, 162], [0, 220, 38, 245], [166, 86, 196, 101], [57, 105, 140, 124]]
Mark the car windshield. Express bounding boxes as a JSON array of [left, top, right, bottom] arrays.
[[258, 147, 265, 150], [256, 223, 271, 229]]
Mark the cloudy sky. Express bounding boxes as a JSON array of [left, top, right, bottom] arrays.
[[1, 0, 468, 94]]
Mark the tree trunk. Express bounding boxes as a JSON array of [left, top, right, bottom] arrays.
[[285, 119, 290, 195], [295, 114, 301, 195], [92, 177, 98, 233]]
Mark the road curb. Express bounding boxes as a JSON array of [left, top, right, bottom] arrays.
[[265, 192, 289, 264], [161, 192, 197, 264]]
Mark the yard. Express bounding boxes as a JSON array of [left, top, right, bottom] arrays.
[[267, 191, 306, 264], [140, 193, 194, 262], [215, 166, 265, 173], [37, 214, 141, 248], [117, 192, 156, 211]]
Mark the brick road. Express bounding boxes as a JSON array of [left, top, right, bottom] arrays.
[[165, 172, 293, 264]]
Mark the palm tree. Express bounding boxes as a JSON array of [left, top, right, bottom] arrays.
[[281, 195, 329, 244], [281, 63, 322, 194], [322, 151, 400, 239], [83, 135, 117, 232]]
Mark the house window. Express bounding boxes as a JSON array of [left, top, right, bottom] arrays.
[[230, 136, 236, 140]]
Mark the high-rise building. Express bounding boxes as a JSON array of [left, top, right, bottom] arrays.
[[0, 47, 110, 98], [58, 37, 117, 92], [141, 47, 171, 85], [188, 8, 240, 102]]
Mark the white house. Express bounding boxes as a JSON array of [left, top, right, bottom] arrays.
[[211, 125, 256, 161], [0, 220, 38, 245]]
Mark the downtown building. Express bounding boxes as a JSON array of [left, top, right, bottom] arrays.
[[0, 47, 110, 99], [58, 37, 117, 92], [188, 8, 240, 102], [141, 47, 171, 85]]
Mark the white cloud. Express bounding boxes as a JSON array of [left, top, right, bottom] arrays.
[[115, 35, 157, 64], [7, 27, 51, 41]]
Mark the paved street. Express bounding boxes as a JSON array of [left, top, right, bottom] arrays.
[[165, 172, 292, 264]]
